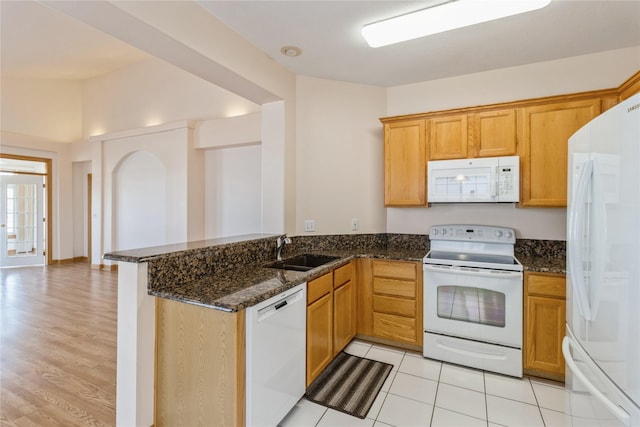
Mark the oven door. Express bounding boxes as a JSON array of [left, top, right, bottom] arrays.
[[423, 264, 523, 348]]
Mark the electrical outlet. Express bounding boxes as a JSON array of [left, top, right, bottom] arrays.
[[304, 220, 315, 232], [351, 218, 359, 231]]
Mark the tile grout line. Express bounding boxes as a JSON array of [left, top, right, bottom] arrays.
[[429, 356, 443, 427], [483, 369, 490, 427], [528, 377, 549, 427]]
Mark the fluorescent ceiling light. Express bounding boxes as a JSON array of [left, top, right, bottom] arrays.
[[362, 0, 552, 48]]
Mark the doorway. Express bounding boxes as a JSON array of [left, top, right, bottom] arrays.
[[0, 174, 45, 266], [0, 155, 52, 266]]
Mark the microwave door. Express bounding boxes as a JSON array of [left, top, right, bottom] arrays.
[[429, 167, 493, 202], [427, 156, 520, 203]]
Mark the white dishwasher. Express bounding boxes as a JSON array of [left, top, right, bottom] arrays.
[[245, 282, 306, 427]]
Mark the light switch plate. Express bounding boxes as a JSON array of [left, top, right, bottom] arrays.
[[304, 220, 315, 232]]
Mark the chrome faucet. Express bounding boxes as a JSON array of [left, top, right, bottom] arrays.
[[276, 234, 292, 261]]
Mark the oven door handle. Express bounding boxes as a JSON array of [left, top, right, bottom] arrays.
[[423, 264, 522, 279]]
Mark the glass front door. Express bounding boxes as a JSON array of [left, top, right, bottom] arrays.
[[0, 174, 45, 267]]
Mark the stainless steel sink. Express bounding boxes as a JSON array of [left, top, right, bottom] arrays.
[[265, 254, 339, 271]]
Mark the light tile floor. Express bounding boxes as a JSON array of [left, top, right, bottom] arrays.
[[280, 340, 569, 427]]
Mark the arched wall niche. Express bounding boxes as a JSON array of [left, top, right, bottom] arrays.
[[93, 121, 205, 265], [112, 150, 166, 251]]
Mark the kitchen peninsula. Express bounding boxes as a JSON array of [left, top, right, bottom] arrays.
[[104, 232, 564, 426]]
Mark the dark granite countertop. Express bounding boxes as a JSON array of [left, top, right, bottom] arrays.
[[518, 256, 566, 275], [148, 249, 565, 312], [149, 248, 427, 312], [103, 233, 277, 263], [105, 233, 565, 313]]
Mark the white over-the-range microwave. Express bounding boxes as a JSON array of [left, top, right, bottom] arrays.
[[427, 155, 520, 203]]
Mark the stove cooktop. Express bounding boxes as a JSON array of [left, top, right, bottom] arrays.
[[424, 250, 523, 272], [425, 224, 523, 272]]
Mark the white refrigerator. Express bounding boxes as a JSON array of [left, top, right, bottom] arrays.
[[565, 93, 640, 426]]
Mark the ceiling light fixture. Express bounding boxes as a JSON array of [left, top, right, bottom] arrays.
[[280, 46, 302, 57], [362, 0, 552, 48]]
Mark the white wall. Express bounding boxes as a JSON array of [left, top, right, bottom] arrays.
[[113, 151, 166, 251], [0, 132, 74, 261], [205, 144, 262, 238], [72, 160, 91, 258], [385, 47, 640, 240], [296, 76, 387, 235], [388, 47, 640, 116], [82, 58, 261, 138], [80, 58, 271, 260], [1, 78, 82, 143], [94, 123, 203, 265]]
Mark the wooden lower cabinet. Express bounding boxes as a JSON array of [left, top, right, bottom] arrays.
[[306, 261, 356, 386], [306, 272, 334, 387], [306, 291, 333, 386], [524, 272, 566, 381], [357, 259, 423, 350], [155, 298, 245, 427], [333, 262, 356, 355]]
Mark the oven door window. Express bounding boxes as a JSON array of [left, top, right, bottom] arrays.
[[437, 285, 506, 327]]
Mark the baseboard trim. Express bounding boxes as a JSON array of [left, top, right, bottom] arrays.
[[91, 263, 118, 271], [52, 257, 89, 265]]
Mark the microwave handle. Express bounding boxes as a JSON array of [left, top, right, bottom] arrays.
[[491, 166, 498, 197]]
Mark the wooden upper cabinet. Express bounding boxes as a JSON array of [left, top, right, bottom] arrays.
[[428, 114, 468, 160], [469, 109, 517, 158], [384, 120, 427, 206], [601, 96, 620, 112], [619, 70, 640, 101], [518, 99, 601, 207]]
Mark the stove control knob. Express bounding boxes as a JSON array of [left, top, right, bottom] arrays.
[[442, 228, 447, 236], [432, 229, 439, 236], [495, 230, 504, 238], [505, 231, 513, 239]]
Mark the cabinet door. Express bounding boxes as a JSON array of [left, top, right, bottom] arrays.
[[519, 99, 600, 207], [428, 114, 468, 160], [469, 109, 517, 158], [524, 295, 566, 377], [601, 96, 619, 112], [356, 258, 373, 336], [333, 280, 356, 355], [384, 120, 427, 206], [619, 70, 640, 101], [306, 292, 333, 387]]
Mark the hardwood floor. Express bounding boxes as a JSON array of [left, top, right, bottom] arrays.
[[1, 263, 118, 426]]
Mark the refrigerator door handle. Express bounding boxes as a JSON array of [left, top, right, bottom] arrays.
[[589, 160, 607, 319], [567, 159, 593, 321], [562, 337, 631, 426]]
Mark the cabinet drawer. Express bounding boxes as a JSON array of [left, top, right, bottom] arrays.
[[372, 260, 416, 281], [527, 273, 566, 298], [373, 277, 416, 298], [373, 312, 417, 344], [334, 262, 353, 289], [307, 272, 333, 305], [373, 295, 416, 317]]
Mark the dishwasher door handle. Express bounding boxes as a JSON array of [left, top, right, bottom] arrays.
[[257, 288, 304, 322]]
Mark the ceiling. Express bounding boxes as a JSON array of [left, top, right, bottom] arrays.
[[0, 1, 150, 80], [1, 1, 639, 87]]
